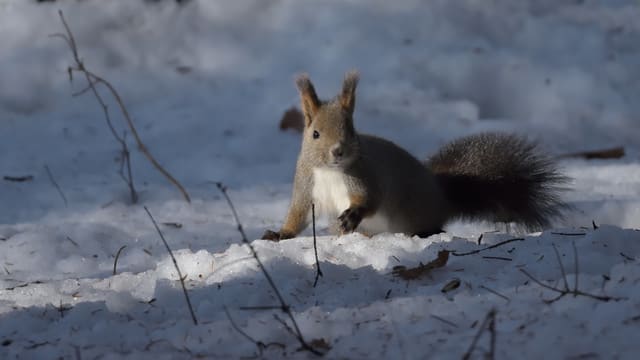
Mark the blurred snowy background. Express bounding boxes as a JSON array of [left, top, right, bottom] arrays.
[[1, 1, 639, 359]]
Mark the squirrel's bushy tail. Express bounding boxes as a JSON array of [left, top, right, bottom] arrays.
[[427, 133, 569, 231]]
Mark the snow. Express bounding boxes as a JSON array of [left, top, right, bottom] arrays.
[[1, 0, 639, 359]]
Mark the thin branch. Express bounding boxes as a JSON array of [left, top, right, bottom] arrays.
[[118, 131, 138, 203], [482, 256, 512, 261], [480, 285, 510, 302], [552, 243, 570, 291], [216, 182, 324, 356], [55, 10, 189, 203], [519, 269, 565, 294], [312, 203, 323, 287], [572, 241, 579, 296], [558, 146, 625, 160], [144, 206, 198, 325], [65, 236, 79, 247], [3, 175, 33, 182], [44, 165, 68, 207], [223, 306, 285, 356], [488, 309, 496, 360], [112, 245, 127, 276], [462, 308, 497, 360], [430, 314, 458, 328], [520, 244, 625, 303], [239, 305, 283, 311], [452, 238, 525, 257]]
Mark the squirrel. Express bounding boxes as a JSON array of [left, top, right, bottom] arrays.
[[262, 71, 568, 241]]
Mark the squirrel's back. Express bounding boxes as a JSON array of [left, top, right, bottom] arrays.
[[427, 133, 568, 230]]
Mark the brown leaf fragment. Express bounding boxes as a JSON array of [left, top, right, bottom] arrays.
[[279, 107, 304, 133], [392, 250, 450, 280], [309, 338, 331, 351]]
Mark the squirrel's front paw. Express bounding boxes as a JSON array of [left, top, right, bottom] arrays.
[[262, 229, 282, 241], [261, 229, 295, 242], [338, 207, 363, 234]]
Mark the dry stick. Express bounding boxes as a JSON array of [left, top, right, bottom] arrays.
[[112, 245, 127, 276], [3, 175, 33, 182], [572, 241, 579, 296], [118, 131, 138, 203], [223, 306, 285, 356], [482, 256, 512, 261], [480, 285, 510, 302], [44, 165, 68, 207], [488, 310, 496, 360], [312, 203, 323, 288], [462, 308, 497, 360], [452, 238, 525, 257], [430, 314, 458, 328], [144, 206, 198, 325], [519, 245, 624, 303], [65, 236, 79, 247], [52, 17, 136, 204], [54, 11, 189, 203], [215, 182, 323, 356], [558, 146, 625, 160], [551, 243, 570, 291]]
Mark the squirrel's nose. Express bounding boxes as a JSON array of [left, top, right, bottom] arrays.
[[331, 144, 344, 158]]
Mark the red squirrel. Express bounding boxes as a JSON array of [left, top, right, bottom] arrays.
[[263, 72, 567, 241]]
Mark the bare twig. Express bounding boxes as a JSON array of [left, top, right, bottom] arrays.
[[552, 243, 570, 291], [519, 244, 624, 303], [118, 131, 138, 203], [462, 308, 497, 360], [3, 175, 33, 182], [223, 306, 285, 356], [480, 285, 510, 302], [54, 11, 189, 203], [452, 238, 525, 257], [312, 203, 323, 287], [558, 146, 625, 160], [215, 182, 324, 356], [44, 165, 68, 207], [572, 241, 579, 295], [239, 305, 283, 311], [112, 245, 127, 276], [488, 310, 496, 360], [550, 232, 586, 236], [65, 236, 79, 247], [482, 256, 512, 261], [430, 314, 458, 328], [144, 206, 198, 325], [620, 252, 635, 261]]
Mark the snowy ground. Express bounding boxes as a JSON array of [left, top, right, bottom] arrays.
[[1, 0, 640, 359]]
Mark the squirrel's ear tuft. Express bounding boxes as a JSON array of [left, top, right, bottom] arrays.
[[340, 70, 359, 115], [295, 73, 320, 126]]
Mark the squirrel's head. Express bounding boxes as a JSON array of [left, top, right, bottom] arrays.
[[296, 71, 360, 169]]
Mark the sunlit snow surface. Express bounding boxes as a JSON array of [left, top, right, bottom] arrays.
[[1, 1, 639, 359]]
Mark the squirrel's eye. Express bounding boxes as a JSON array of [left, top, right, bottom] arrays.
[[313, 130, 320, 139]]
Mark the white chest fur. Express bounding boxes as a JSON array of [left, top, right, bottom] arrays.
[[312, 167, 350, 216]]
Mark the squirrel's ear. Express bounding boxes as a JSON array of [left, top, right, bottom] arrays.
[[340, 70, 359, 115], [295, 74, 320, 127]]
